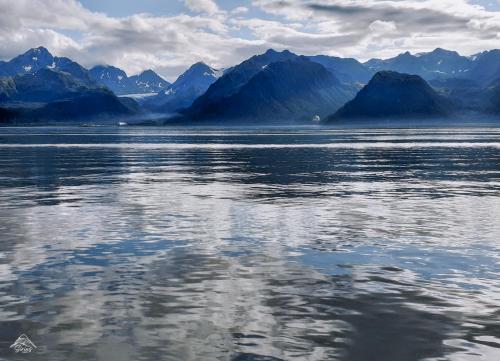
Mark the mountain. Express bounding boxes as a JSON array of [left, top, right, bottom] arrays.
[[2, 67, 95, 103], [187, 49, 298, 115], [365, 48, 471, 81], [0, 46, 95, 84], [146, 62, 221, 113], [88, 65, 130, 94], [429, 78, 483, 112], [330, 71, 450, 120], [482, 77, 500, 114], [307, 55, 373, 84], [89, 66, 170, 95], [0, 61, 5, 74], [0, 68, 138, 122], [465, 50, 500, 87], [0, 77, 17, 101], [0, 46, 54, 76], [0, 106, 14, 123], [52, 57, 93, 84], [3, 46, 500, 124], [128, 69, 171, 93], [30, 90, 139, 120], [183, 57, 355, 122]]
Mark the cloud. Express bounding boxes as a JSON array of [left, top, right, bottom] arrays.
[[232, 17, 361, 54], [369, 20, 397, 34], [184, 0, 220, 15], [1, 0, 500, 80], [0, 0, 258, 80], [250, 0, 500, 59], [231, 6, 249, 15]]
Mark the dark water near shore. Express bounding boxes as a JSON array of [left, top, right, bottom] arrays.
[[0, 126, 499, 361]]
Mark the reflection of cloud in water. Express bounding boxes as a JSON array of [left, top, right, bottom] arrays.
[[0, 127, 499, 360]]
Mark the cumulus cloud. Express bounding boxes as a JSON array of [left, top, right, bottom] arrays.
[[251, 0, 500, 59], [369, 20, 397, 34], [184, 0, 220, 15], [0, 0, 255, 80], [231, 6, 249, 15], [0, 0, 500, 80]]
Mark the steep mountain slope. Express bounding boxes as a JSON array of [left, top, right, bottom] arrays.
[[146, 62, 221, 113], [483, 77, 500, 114], [88, 65, 131, 94], [0, 46, 94, 85], [3, 68, 93, 102], [184, 57, 355, 122], [0, 77, 17, 101], [31, 90, 139, 120], [429, 78, 483, 112], [330, 71, 450, 120], [0, 68, 138, 122], [186, 49, 298, 116], [53, 57, 93, 84], [128, 70, 171, 93], [0, 47, 54, 76], [465, 50, 500, 87], [0, 61, 5, 75], [307, 55, 373, 84]]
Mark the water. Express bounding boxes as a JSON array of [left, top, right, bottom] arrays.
[[0, 126, 499, 361]]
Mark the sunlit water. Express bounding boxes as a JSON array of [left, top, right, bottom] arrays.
[[0, 126, 499, 361]]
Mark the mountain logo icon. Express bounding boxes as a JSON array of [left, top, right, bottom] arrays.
[[10, 334, 37, 353]]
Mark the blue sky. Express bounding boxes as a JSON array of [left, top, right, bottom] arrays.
[[1, 0, 500, 81], [471, 0, 500, 10], [79, 0, 500, 16], [80, 0, 247, 16]]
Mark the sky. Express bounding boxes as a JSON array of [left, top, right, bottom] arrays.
[[1, 0, 500, 81]]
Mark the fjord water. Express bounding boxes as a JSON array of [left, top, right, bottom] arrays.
[[0, 126, 499, 361]]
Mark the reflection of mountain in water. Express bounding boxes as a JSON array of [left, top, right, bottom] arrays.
[[0, 128, 499, 361]]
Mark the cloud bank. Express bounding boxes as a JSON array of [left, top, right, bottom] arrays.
[[0, 0, 499, 80]]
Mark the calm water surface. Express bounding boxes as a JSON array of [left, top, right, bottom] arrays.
[[0, 126, 499, 361]]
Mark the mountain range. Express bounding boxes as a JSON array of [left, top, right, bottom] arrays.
[[0, 67, 138, 123], [0, 47, 170, 96], [144, 62, 222, 113], [364, 48, 500, 89], [183, 51, 355, 122], [89, 66, 170, 95], [0, 48, 140, 123], [365, 48, 471, 81], [308, 55, 373, 85], [1, 46, 500, 125], [0, 47, 93, 85]]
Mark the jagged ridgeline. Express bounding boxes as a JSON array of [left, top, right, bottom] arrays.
[[1, 46, 500, 125], [181, 50, 357, 123], [0, 47, 140, 123], [143, 62, 223, 114]]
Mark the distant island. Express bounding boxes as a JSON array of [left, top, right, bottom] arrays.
[[1, 46, 500, 125]]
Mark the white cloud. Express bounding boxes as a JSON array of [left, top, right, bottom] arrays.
[[250, 0, 500, 60], [369, 20, 397, 34], [0, 0, 255, 80], [1, 0, 500, 80], [184, 0, 220, 15], [231, 6, 249, 15]]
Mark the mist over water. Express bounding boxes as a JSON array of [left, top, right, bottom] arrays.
[[0, 126, 499, 361]]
